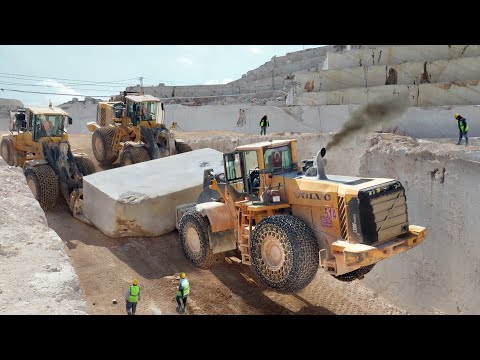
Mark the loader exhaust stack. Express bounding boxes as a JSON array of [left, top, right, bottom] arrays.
[[316, 147, 328, 180]]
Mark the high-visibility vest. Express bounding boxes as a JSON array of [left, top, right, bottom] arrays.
[[128, 285, 140, 303], [458, 118, 469, 132], [177, 279, 190, 297]]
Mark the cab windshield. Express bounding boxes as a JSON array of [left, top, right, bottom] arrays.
[[263, 145, 293, 173], [36, 114, 65, 137], [128, 101, 158, 121]]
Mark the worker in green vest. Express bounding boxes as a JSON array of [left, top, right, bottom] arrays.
[[176, 273, 190, 314], [125, 278, 141, 315], [454, 113, 469, 146], [259, 114, 269, 135]]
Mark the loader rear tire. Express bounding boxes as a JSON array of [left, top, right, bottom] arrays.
[[0, 137, 14, 166], [119, 147, 151, 167], [178, 210, 221, 269], [92, 128, 119, 165], [175, 141, 192, 154], [76, 157, 96, 176], [250, 215, 319, 293], [24, 165, 59, 210]]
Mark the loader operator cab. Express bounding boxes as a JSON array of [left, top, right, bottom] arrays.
[[223, 140, 295, 198], [125, 95, 163, 126], [26, 107, 70, 141]]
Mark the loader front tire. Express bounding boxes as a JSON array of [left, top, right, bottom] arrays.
[[250, 215, 319, 293], [0, 137, 14, 166], [92, 128, 119, 165], [178, 210, 221, 269], [119, 147, 151, 167], [24, 165, 59, 210], [175, 141, 192, 154], [76, 157, 96, 176]]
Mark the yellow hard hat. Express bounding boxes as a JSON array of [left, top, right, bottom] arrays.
[[180, 273, 186, 279], [454, 113, 460, 119], [133, 279, 138, 285]]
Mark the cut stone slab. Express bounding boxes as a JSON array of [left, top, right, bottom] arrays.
[[82, 148, 225, 238]]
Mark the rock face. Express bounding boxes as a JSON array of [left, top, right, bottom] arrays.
[[82, 148, 225, 238], [358, 134, 480, 315], [0, 158, 87, 314]]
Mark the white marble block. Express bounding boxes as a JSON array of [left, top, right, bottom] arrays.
[[83, 148, 224, 238]]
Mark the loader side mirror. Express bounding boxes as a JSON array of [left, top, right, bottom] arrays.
[[68, 117, 73, 125]]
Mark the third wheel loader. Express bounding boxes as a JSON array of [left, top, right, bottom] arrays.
[[177, 139, 427, 293], [87, 93, 192, 167], [0, 104, 95, 223]]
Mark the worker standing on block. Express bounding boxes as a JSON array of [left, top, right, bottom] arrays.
[[259, 114, 269, 135], [176, 273, 190, 314], [454, 113, 469, 146], [125, 279, 141, 315]]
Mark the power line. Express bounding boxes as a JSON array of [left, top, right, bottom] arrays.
[[0, 75, 136, 88], [0, 80, 123, 92], [0, 72, 138, 86], [0, 76, 135, 88], [0, 88, 111, 98]]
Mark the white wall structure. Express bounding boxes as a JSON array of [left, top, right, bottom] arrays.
[[291, 56, 480, 94], [295, 81, 480, 107], [59, 97, 101, 134], [325, 45, 480, 70], [63, 100, 480, 139]]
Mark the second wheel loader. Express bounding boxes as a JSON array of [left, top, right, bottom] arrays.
[[87, 93, 192, 167]]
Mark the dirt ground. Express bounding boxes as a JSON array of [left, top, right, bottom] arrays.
[[39, 133, 407, 315]]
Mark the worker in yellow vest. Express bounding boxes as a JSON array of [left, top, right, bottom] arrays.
[[125, 278, 141, 315], [176, 273, 190, 314]]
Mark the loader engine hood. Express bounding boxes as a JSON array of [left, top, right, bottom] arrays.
[[347, 180, 410, 245]]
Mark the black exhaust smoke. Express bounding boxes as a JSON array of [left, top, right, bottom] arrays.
[[325, 94, 409, 151]]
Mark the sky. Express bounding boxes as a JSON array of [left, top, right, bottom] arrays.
[[0, 45, 324, 107]]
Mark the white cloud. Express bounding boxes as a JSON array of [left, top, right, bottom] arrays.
[[248, 47, 262, 55], [178, 56, 194, 66], [204, 78, 234, 85], [36, 79, 81, 106]]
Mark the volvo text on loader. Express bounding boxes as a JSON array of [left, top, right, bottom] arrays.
[[176, 139, 427, 293]]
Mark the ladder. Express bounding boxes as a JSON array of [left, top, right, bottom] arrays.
[[237, 205, 253, 265]]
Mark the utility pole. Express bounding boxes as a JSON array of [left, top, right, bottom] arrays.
[[139, 76, 144, 94]]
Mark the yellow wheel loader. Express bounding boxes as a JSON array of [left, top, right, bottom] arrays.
[[86, 93, 191, 167], [0, 105, 95, 222], [177, 139, 427, 293]]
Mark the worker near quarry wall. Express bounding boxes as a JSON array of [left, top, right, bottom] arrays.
[[176, 273, 190, 314], [260, 114, 269, 135], [125, 279, 141, 315], [454, 113, 469, 146]]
